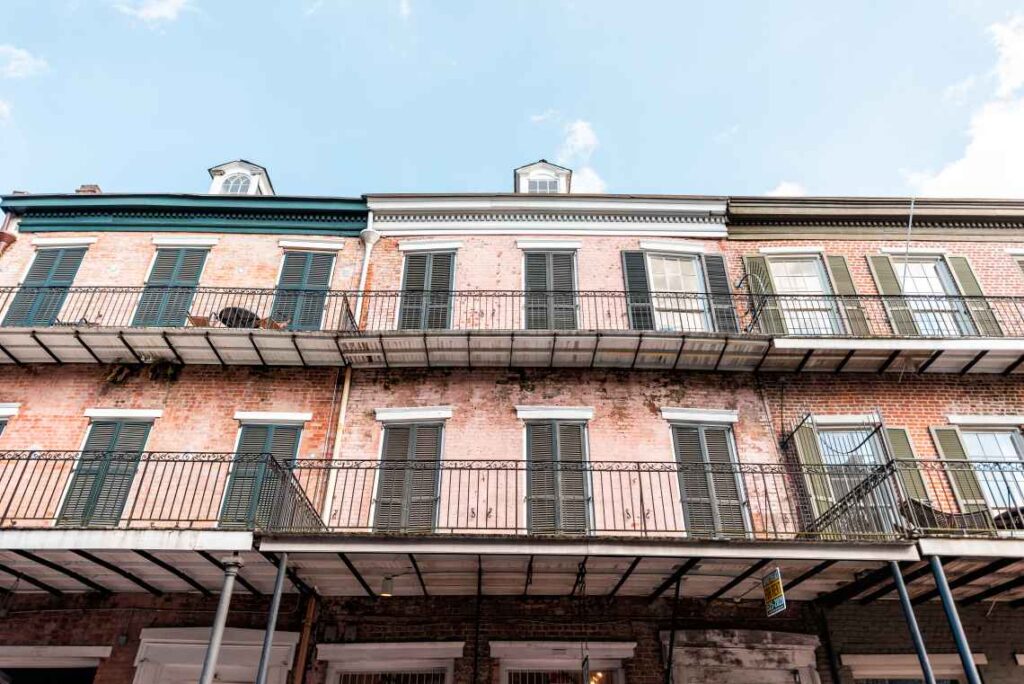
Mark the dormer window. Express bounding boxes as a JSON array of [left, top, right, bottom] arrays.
[[514, 159, 572, 194], [527, 178, 559, 194], [222, 173, 252, 195]]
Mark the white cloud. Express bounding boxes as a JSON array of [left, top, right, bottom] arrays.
[[398, 0, 412, 20], [115, 0, 191, 24], [0, 100, 11, 122], [907, 13, 1024, 198], [529, 109, 559, 124], [572, 166, 607, 194], [553, 119, 606, 193], [943, 75, 977, 104], [765, 181, 807, 197], [0, 46, 48, 79]]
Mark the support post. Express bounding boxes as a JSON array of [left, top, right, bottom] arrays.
[[929, 555, 981, 684], [663, 575, 681, 684], [255, 552, 288, 684], [198, 555, 243, 684], [890, 561, 936, 684]]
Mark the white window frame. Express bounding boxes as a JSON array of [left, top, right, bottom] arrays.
[[659, 408, 737, 424], [318, 642, 465, 684], [233, 411, 312, 425], [0, 403, 20, 419], [643, 250, 712, 333], [841, 653, 986, 681], [763, 253, 843, 336], [393, 249, 459, 332], [491, 641, 636, 684], [517, 414, 593, 535], [0, 645, 112, 668], [152, 237, 220, 248]]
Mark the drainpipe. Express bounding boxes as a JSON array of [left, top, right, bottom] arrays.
[[320, 214, 380, 523], [198, 555, 243, 684], [929, 555, 981, 684]]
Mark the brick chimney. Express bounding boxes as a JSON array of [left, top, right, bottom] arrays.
[[75, 184, 102, 194]]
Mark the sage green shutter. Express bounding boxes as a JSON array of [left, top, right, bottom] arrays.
[[373, 424, 442, 532], [931, 427, 987, 514], [672, 425, 745, 538], [133, 248, 207, 327], [398, 252, 454, 330], [525, 252, 577, 330], [270, 251, 334, 330], [556, 422, 588, 533], [702, 254, 739, 333], [742, 256, 784, 334], [886, 428, 929, 503], [220, 424, 301, 528], [793, 424, 833, 518], [58, 420, 150, 527], [947, 256, 1002, 337], [621, 251, 654, 330], [867, 255, 918, 335], [526, 421, 588, 534], [3, 248, 87, 327], [826, 255, 869, 336]]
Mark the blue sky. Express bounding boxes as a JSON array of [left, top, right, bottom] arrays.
[[1, 1, 1023, 198]]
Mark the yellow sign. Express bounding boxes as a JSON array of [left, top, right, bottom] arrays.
[[762, 567, 786, 616]]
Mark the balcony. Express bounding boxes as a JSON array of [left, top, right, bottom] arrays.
[[0, 286, 1022, 372]]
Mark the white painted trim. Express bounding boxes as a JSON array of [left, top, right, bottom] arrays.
[[398, 240, 464, 252], [758, 246, 825, 255], [773, 337, 1024, 352], [811, 414, 879, 426], [84, 408, 163, 419], [491, 641, 635, 669], [1006, 249, 1024, 257], [31, 236, 98, 248], [317, 642, 465, 663], [515, 406, 594, 421], [0, 529, 253, 551], [278, 239, 347, 251], [841, 653, 987, 678], [0, 403, 20, 418], [367, 196, 727, 215], [0, 645, 112, 668], [639, 240, 708, 255], [375, 406, 454, 422], [516, 239, 582, 250], [135, 627, 298, 684], [881, 246, 950, 255], [918, 537, 1024, 558], [659, 408, 738, 424], [1015, 653, 1024, 666], [233, 411, 313, 425], [947, 414, 1024, 427], [152, 237, 220, 247], [376, 225, 727, 238]]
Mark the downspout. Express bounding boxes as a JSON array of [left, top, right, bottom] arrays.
[[320, 212, 380, 523]]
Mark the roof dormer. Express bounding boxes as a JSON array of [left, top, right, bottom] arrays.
[[207, 160, 275, 196], [514, 159, 572, 194]]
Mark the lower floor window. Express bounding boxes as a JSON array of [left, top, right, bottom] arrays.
[[507, 670, 617, 684], [856, 680, 958, 684]]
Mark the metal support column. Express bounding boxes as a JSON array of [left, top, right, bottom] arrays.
[[929, 555, 981, 684], [663, 575, 681, 684], [890, 561, 936, 684], [198, 555, 243, 684], [256, 552, 288, 684]]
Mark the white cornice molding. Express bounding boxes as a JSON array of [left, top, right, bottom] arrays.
[[375, 224, 727, 238], [0, 403, 20, 418], [0, 645, 112, 668], [640, 240, 708, 254], [515, 406, 594, 421], [375, 406, 454, 422], [516, 239, 581, 250], [758, 246, 825, 255], [317, 642, 465, 663], [85, 408, 163, 419], [659, 408, 738, 424], [947, 414, 1024, 427], [32, 236, 98, 248], [278, 239, 346, 251], [398, 240, 463, 252], [367, 196, 727, 215], [234, 411, 313, 424], [841, 653, 987, 678], [1006, 249, 1024, 256], [152, 237, 219, 247], [489, 641, 636, 668]]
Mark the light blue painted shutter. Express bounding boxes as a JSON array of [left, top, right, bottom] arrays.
[[3, 248, 86, 327], [133, 248, 207, 327]]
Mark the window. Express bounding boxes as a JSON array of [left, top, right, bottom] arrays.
[[524, 251, 577, 330], [338, 672, 447, 684], [961, 430, 1024, 515], [857, 680, 958, 684], [270, 251, 335, 331], [646, 254, 709, 332], [525, 421, 589, 534], [374, 423, 443, 532], [813, 427, 896, 533], [222, 173, 251, 194], [58, 420, 152, 527], [220, 423, 302, 528], [133, 248, 208, 327], [508, 671, 616, 684], [398, 252, 455, 330], [3, 247, 87, 327], [527, 178, 559, 194], [623, 252, 737, 333], [671, 423, 746, 537], [0, 420, 6, 438], [891, 257, 974, 336], [767, 257, 841, 335]]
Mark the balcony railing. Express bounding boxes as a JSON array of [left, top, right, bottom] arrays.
[[2, 286, 1022, 340]]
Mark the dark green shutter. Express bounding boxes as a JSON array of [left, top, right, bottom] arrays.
[[133, 248, 207, 327], [885, 428, 929, 503], [270, 251, 334, 330], [673, 425, 715, 535], [826, 255, 869, 336], [526, 421, 588, 534], [792, 424, 833, 518], [672, 425, 745, 538], [398, 252, 454, 330], [742, 256, 784, 334], [621, 251, 654, 330], [931, 427, 987, 514], [947, 256, 1002, 337], [702, 254, 739, 333], [3, 248, 87, 327], [867, 255, 918, 335], [58, 420, 151, 527], [525, 252, 577, 330], [373, 424, 442, 532], [220, 424, 301, 528]]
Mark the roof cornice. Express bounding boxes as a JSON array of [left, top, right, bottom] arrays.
[[2, 193, 366, 215]]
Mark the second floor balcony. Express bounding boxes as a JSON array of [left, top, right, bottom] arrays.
[[1, 285, 1023, 372]]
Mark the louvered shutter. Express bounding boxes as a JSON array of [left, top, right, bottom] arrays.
[[741, 256, 784, 334], [407, 425, 442, 530], [374, 425, 412, 531], [673, 425, 716, 536], [525, 252, 577, 330], [931, 427, 988, 514], [621, 251, 654, 330], [270, 252, 334, 330], [792, 425, 834, 518], [526, 422, 558, 533], [397, 252, 454, 330], [133, 248, 208, 326], [826, 255, 869, 336], [702, 254, 739, 333], [549, 253, 577, 330], [220, 425, 270, 527], [866, 255, 918, 335], [3, 248, 86, 327], [703, 427, 746, 536], [524, 252, 551, 329], [947, 256, 1002, 337], [253, 425, 301, 529], [556, 423, 589, 534], [885, 428, 929, 504]]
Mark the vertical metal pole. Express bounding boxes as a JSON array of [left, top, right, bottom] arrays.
[[255, 552, 288, 684], [664, 575, 681, 684], [929, 555, 981, 684], [198, 555, 243, 684], [890, 561, 936, 684]]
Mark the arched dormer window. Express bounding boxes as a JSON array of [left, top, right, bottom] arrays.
[[222, 173, 252, 194]]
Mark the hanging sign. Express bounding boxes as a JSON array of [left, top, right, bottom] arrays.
[[762, 567, 786, 617]]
